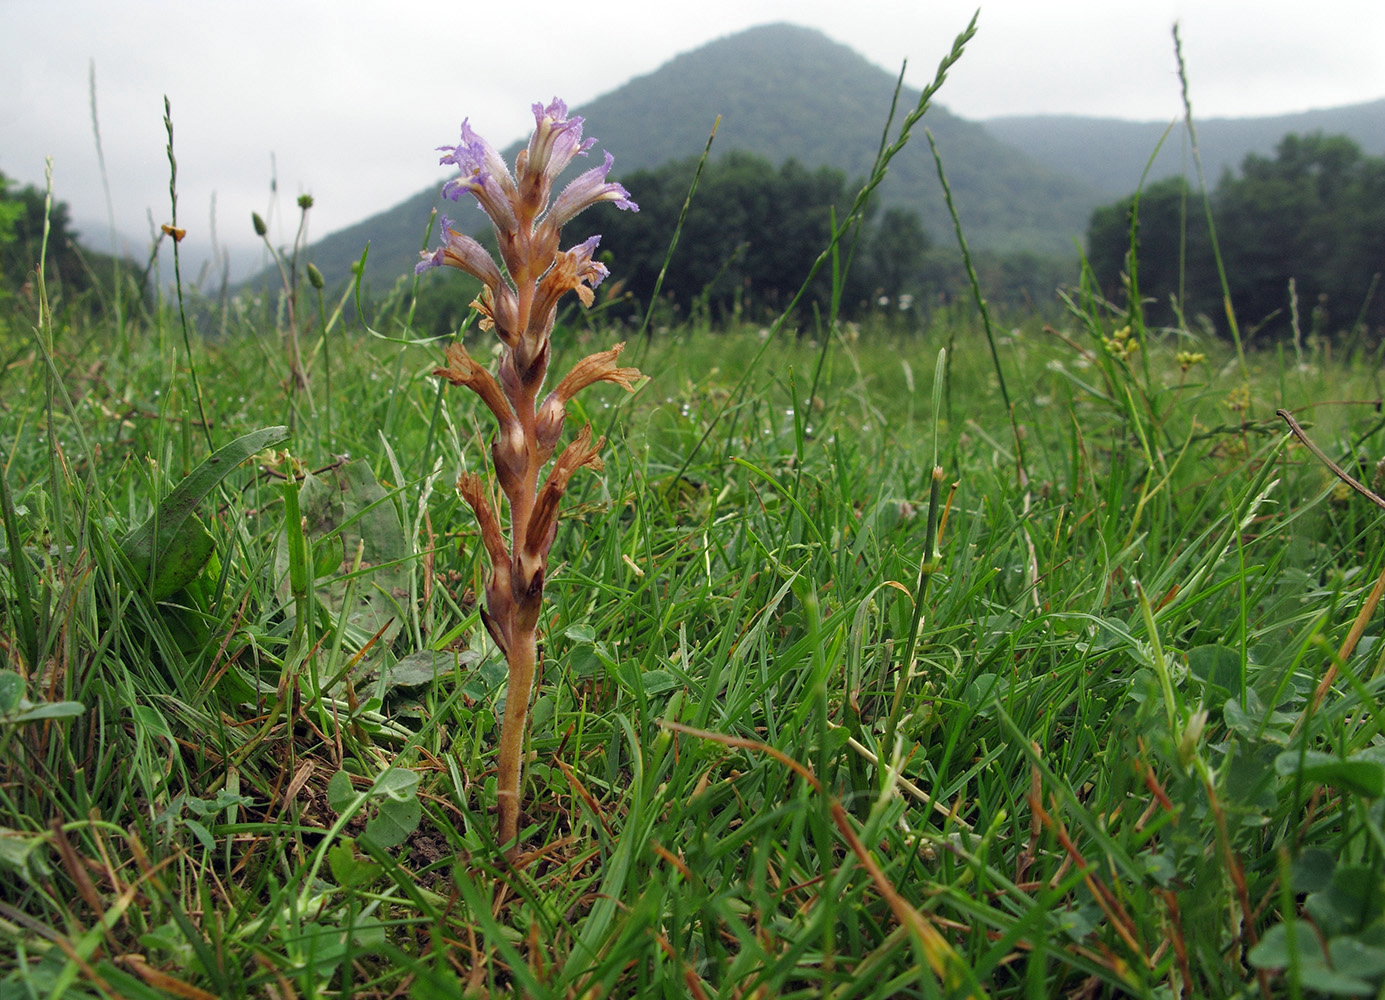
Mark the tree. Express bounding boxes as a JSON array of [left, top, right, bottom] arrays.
[[863, 207, 930, 305], [1085, 133, 1385, 341], [0, 170, 139, 315], [595, 152, 915, 323], [1085, 176, 1216, 329]]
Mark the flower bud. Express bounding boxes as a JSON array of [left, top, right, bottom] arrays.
[[297, 194, 314, 210], [496, 421, 527, 473], [535, 395, 567, 455], [307, 263, 324, 289], [1177, 709, 1208, 768], [252, 212, 267, 237]]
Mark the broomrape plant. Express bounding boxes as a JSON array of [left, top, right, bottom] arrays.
[[418, 99, 641, 858]]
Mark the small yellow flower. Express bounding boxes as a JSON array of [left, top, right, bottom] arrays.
[[1101, 325, 1140, 362]]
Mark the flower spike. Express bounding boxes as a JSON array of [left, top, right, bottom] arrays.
[[420, 100, 643, 861]]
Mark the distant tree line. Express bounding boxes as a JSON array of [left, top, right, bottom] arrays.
[[410, 151, 1073, 335], [1086, 133, 1385, 343], [0, 170, 139, 320], [595, 151, 1072, 325], [595, 152, 874, 322]]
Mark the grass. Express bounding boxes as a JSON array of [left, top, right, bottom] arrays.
[[5, 277, 1385, 998], [6, 39, 1385, 1000]]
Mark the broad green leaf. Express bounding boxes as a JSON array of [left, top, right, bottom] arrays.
[[1224, 742, 1278, 812], [286, 459, 410, 664], [408, 963, 466, 1000], [326, 770, 358, 813], [131, 704, 174, 742], [125, 511, 214, 603], [313, 537, 343, 577], [121, 425, 289, 599], [373, 767, 420, 802], [1297, 968, 1376, 995], [1329, 937, 1385, 979], [1187, 643, 1241, 692], [182, 818, 214, 853], [1248, 922, 1323, 969], [1292, 849, 1337, 894], [640, 669, 681, 695], [0, 671, 22, 714], [1276, 749, 1385, 798], [9, 701, 84, 723], [1224, 689, 1295, 743], [363, 795, 421, 849], [380, 649, 477, 693], [565, 623, 596, 643], [1307, 864, 1385, 936], [965, 672, 1004, 716], [0, 826, 52, 880]]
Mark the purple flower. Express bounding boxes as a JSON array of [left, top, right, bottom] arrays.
[[420, 100, 635, 339], [438, 120, 518, 234], [529, 235, 609, 330], [546, 151, 639, 232], [415, 247, 445, 275], [525, 99, 596, 191], [416, 216, 504, 288]]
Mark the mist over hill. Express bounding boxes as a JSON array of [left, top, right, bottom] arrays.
[[296, 23, 1099, 294], [284, 24, 1385, 297], [982, 98, 1385, 196]]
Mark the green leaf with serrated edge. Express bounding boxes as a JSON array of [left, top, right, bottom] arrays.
[[363, 796, 421, 849], [328, 838, 383, 888], [121, 425, 289, 600]]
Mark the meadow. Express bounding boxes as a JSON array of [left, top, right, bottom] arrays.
[[5, 31, 1385, 1000]]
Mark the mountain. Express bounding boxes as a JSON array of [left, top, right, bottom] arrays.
[[981, 98, 1385, 197], [286, 25, 1385, 297], [295, 23, 1102, 293]]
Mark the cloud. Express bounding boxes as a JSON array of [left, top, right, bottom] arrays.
[[4, 0, 1383, 281]]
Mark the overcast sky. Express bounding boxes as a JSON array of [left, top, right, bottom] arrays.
[[4, 0, 1384, 280]]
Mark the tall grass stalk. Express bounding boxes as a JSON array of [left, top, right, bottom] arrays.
[[162, 97, 213, 449], [670, 12, 979, 486], [1173, 24, 1250, 389], [88, 61, 127, 360]]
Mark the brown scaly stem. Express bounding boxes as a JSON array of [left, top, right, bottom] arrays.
[[421, 100, 642, 860], [495, 627, 538, 851]]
